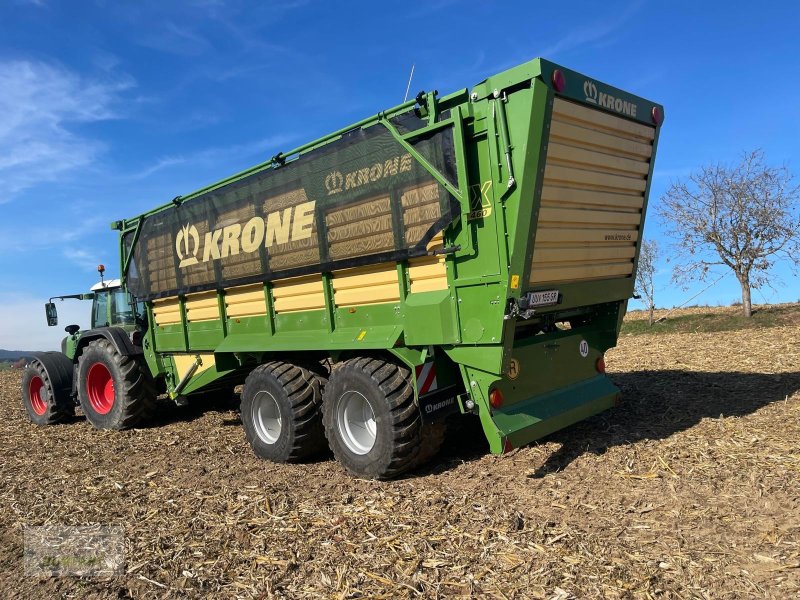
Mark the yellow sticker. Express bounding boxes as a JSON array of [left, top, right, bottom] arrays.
[[508, 358, 520, 380], [510, 274, 520, 289], [357, 330, 367, 341]]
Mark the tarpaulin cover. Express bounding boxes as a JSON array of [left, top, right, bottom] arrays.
[[127, 117, 459, 300]]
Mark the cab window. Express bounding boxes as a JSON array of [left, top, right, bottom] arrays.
[[111, 289, 136, 325], [92, 291, 110, 328]]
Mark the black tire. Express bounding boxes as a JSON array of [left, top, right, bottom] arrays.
[[240, 361, 326, 463], [77, 339, 156, 429], [412, 420, 448, 469], [322, 357, 423, 480], [20, 359, 74, 425]]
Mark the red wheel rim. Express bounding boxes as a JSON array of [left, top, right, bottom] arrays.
[[86, 362, 115, 415], [28, 375, 47, 416]]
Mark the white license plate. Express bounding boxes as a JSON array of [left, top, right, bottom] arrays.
[[527, 289, 559, 307]]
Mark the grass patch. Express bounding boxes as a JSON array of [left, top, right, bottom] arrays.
[[621, 303, 800, 335]]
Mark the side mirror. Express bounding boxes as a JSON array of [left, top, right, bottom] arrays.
[[45, 302, 58, 326]]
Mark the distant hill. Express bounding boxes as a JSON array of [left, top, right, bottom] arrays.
[[0, 350, 37, 361]]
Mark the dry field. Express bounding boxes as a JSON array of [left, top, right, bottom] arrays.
[[1, 308, 798, 599]]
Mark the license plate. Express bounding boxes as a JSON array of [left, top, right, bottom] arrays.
[[526, 289, 559, 307]]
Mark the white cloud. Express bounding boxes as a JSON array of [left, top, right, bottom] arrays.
[[0, 59, 133, 202], [126, 133, 299, 181]]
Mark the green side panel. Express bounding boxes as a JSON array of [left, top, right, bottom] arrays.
[[154, 325, 186, 352], [186, 320, 224, 350]]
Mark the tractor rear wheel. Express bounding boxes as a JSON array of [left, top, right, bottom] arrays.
[[240, 361, 327, 462], [322, 357, 423, 480], [77, 339, 156, 429], [21, 359, 74, 425]]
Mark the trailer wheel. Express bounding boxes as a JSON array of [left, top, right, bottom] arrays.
[[77, 339, 156, 430], [323, 357, 423, 480], [21, 359, 74, 425], [240, 361, 326, 462]]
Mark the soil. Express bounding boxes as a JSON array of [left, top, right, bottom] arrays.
[[1, 309, 798, 599]]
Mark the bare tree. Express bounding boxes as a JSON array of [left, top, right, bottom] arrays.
[[659, 150, 800, 317], [635, 239, 658, 326]]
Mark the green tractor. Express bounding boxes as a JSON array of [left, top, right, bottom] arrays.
[[22, 265, 157, 428]]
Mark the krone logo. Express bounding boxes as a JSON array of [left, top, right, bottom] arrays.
[[175, 223, 200, 268], [584, 80, 598, 104]]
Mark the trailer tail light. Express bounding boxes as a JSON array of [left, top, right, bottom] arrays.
[[489, 388, 504, 409], [651, 106, 663, 125], [551, 69, 566, 92], [596, 356, 606, 374]]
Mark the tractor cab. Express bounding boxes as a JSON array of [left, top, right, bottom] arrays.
[[44, 265, 145, 333]]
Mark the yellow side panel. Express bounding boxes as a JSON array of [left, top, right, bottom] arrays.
[[172, 353, 216, 378], [332, 263, 400, 307], [552, 99, 655, 141], [530, 98, 655, 287], [226, 284, 267, 318], [152, 297, 181, 326], [184, 291, 219, 323], [271, 275, 325, 314], [531, 262, 633, 284], [408, 255, 448, 293]]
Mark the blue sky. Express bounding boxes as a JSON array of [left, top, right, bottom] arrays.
[[1, 0, 798, 350]]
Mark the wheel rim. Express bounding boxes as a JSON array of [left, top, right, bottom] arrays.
[[251, 391, 282, 445], [28, 375, 47, 416], [86, 362, 115, 415], [336, 391, 376, 455]]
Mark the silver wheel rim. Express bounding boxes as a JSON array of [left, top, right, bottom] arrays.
[[252, 391, 282, 445], [336, 391, 376, 455]]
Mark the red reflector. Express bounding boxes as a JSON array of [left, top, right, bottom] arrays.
[[651, 106, 663, 125], [551, 69, 566, 92], [596, 356, 606, 374], [503, 438, 514, 453], [489, 388, 504, 409]]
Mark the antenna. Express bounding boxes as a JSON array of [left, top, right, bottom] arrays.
[[403, 63, 415, 102]]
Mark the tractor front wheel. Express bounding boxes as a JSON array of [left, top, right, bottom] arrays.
[[21, 358, 74, 425], [77, 339, 156, 429]]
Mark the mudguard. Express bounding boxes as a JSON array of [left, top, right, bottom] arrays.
[[76, 327, 141, 357]]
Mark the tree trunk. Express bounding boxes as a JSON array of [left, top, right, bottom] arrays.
[[648, 303, 654, 326], [738, 275, 752, 317]]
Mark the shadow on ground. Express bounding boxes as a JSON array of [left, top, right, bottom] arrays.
[[524, 369, 800, 478]]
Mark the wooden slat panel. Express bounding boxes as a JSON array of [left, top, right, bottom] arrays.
[[332, 263, 400, 307], [186, 307, 220, 321], [335, 283, 400, 306], [540, 185, 644, 211], [530, 261, 633, 284], [538, 207, 642, 227], [185, 291, 219, 323], [271, 275, 324, 314], [545, 164, 647, 193], [152, 297, 181, 326], [332, 264, 399, 291], [408, 255, 447, 293], [226, 284, 266, 318], [535, 228, 639, 244], [550, 120, 653, 159], [547, 142, 650, 176], [532, 245, 636, 265], [273, 294, 325, 313], [552, 98, 655, 141]]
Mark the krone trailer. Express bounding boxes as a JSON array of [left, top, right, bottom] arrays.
[[24, 58, 664, 479]]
